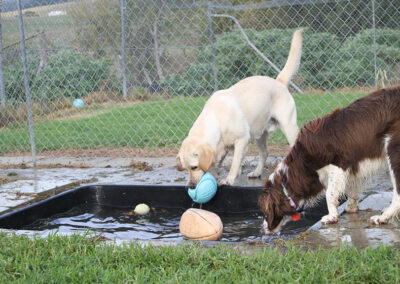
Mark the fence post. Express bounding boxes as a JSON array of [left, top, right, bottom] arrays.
[[208, 3, 218, 92], [371, 0, 377, 89], [121, 0, 128, 100], [0, 1, 6, 107], [35, 30, 48, 77], [17, 0, 37, 166]]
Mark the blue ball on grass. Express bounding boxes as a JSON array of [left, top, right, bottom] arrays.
[[73, 99, 84, 108], [187, 172, 218, 204]]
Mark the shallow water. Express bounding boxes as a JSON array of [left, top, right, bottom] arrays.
[[23, 203, 321, 243]]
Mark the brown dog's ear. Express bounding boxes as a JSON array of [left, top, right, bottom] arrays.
[[176, 156, 184, 171], [263, 180, 273, 192], [258, 192, 269, 215], [199, 144, 213, 172]]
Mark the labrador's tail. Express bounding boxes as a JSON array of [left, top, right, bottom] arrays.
[[276, 29, 303, 86]]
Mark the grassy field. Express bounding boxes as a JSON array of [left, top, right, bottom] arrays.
[[0, 232, 399, 283], [1, 1, 79, 51], [2, 14, 75, 52], [0, 92, 365, 154]]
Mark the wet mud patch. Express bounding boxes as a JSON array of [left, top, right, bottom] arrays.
[[127, 161, 153, 172], [0, 172, 20, 186]]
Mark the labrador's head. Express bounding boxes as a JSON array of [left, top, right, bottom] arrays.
[[176, 138, 214, 188]]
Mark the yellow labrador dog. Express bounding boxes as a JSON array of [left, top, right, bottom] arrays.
[[177, 29, 302, 187]]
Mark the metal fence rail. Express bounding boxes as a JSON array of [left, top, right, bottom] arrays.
[[0, 0, 399, 161]]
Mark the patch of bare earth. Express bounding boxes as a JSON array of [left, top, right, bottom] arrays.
[[1, 145, 290, 159]]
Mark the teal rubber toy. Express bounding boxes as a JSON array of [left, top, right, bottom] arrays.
[[187, 172, 217, 204]]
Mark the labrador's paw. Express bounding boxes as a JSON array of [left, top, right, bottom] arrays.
[[218, 178, 232, 186], [247, 170, 262, 179], [321, 215, 338, 225]]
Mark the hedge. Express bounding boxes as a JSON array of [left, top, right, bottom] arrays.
[[4, 51, 113, 102], [162, 28, 400, 95]]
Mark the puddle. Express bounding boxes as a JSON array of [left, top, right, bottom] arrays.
[[302, 210, 400, 249], [22, 203, 321, 243]]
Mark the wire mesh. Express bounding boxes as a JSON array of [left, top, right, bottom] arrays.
[[0, 0, 399, 159]]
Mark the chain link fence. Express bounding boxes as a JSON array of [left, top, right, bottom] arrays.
[[0, 0, 399, 163]]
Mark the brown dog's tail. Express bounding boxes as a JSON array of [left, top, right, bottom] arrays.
[[276, 29, 303, 87]]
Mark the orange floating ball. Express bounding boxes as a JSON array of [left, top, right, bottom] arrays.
[[179, 208, 223, 241]]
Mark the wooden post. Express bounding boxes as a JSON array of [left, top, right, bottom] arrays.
[[36, 30, 48, 77]]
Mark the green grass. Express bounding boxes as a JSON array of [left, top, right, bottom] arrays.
[[0, 232, 399, 283], [293, 91, 364, 125], [3, 15, 68, 34], [2, 15, 75, 55], [0, 92, 365, 154], [2, 15, 70, 43], [267, 91, 365, 143]]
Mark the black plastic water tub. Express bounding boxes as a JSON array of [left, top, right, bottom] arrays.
[[0, 184, 328, 243]]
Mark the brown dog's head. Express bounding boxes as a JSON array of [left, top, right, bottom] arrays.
[[176, 137, 214, 188], [258, 167, 297, 234]]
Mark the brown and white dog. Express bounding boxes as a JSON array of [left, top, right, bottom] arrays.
[[176, 30, 302, 187], [258, 86, 400, 234]]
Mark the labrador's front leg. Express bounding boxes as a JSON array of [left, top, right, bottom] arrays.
[[219, 137, 248, 186], [248, 131, 267, 178]]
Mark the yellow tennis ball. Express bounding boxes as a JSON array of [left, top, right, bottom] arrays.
[[134, 203, 150, 215]]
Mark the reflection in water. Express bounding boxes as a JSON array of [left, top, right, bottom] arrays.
[[22, 203, 322, 243], [303, 211, 400, 249]]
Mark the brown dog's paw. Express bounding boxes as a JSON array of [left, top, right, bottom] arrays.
[[321, 215, 338, 225], [369, 215, 388, 225], [345, 207, 359, 214]]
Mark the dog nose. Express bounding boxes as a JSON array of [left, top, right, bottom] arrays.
[[188, 182, 196, 189]]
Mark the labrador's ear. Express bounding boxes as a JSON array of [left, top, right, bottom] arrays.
[[199, 144, 214, 172], [176, 156, 184, 171]]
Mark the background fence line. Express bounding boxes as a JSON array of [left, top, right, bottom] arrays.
[[371, 0, 378, 88], [0, 1, 5, 107], [16, 0, 36, 165], [0, 0, 399, 161], [120, 0, 128, 101], [208, 3, 218, 93], [212, 13, 303, 93]]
